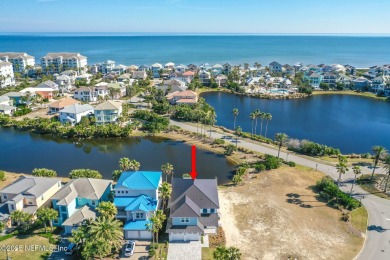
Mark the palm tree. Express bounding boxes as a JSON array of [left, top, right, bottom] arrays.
[[36, 207, 58, 232], [161, 163, 174, 182], [350, 166, 362, 195], [371, 146, 387, 180], [119, 157, 131, 171], [254, 109, 260, 135], [275, 133, 288, 158], [249, 112, 256, 136], [336, 155, 349, 187], [213, 246, 242, 260], [382, 155, 390, 193], [112, 170, 122, 182], [10, 210, 25, 226], [89, 216, 123, 252], [264, 113, 272, 138], [158, 182, 172, 209], [259, 112, 266, 136], [129, 159, 141, 171], [96, 201, 118, 218], [232, 108, 239, 130]]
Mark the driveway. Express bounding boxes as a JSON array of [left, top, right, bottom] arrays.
[[168, 241, 201, 260], [120, 240, 150, 260], [170, 119, 390, 260]]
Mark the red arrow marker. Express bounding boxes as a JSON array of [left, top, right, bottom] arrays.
[[190, 145, 197, 180]]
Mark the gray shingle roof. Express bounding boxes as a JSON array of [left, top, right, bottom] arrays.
[[166, 218, 204, 234], [60, 104, 94, 114], [51, 178, 111, 206], [62, 205, 97, 226], [0, 176, 61, 198], [170, 195, 201, 218], [94, 100, 121, 110]]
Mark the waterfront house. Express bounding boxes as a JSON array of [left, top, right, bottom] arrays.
[[282, 64, 295, 75], [199, 70, 211, 85], [222, 63, 232, 75], [0, 104, 16, 115], [353, 77, 371, 91], [132, 71, 147, 80], [73, 86, 97, 102], [138, 65, 149, 72], [0, 96, 12, 106], [212, 64, 223, 75], [305, 71, 323, 89], [112, 64, 127, 75], [156, 83, 187, 95], [0, 60, 15, 88], [1, 92, 26, 105], [94, 100, 122, 125], [175, 64, 187, 73], [150, 63, 163, 78], [0, 52, 35, 73], [181, 71, 195, 83], [371, 75, 390, 94], [344, 65, 356, 76], [41, 52, 87, 74], [59, 104, 94, 125], [167, 90, 198, 105], [98, 60, 116, 74], [187, 64, 198, 72], [48, 97, 80, 114], [0, 176, 62, 226], [323, 72, 337, 86], [51, 178, 112, 234], [269, 61, 283, 74], [126, 65, 139, 73], [114, 171, 162, 240], [164, 62, 175, 71], [215, 74, 228, 86], [166, 178, 220, 241]]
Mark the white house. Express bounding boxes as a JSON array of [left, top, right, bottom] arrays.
[[0, 104, 16, 115], [55, 74, 74, 93], [73, 87, 97, 102], [150, 63, 163, 78], [41, 52, 87, 74], [75, 73, 93, 85], [99, 60, 116, 74], [59, 104, 94, 125], [0, 52, 35, 73], [0, 61, 15, 88], [94, 100, 122, 125]]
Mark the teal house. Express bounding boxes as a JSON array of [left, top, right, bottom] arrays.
[[51, 178, 112, 234], [114, 171, 162, 240]]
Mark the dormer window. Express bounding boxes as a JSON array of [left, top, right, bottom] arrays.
[[135, 212, 144, 219]]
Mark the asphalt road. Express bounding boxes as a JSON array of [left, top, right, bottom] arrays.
[[170, 119, 390, 260]]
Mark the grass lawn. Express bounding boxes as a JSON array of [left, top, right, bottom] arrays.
[[202, 247, 216, 260], [312, 90, 388, 101], [0, 234, 52, 260], [357, 174, 390, 200], [319, 156, 373, 166], [350, 207, 368, 233]]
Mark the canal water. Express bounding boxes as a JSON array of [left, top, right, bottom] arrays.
[[202, 92, 390, 153], [0, 127, 235, 184]]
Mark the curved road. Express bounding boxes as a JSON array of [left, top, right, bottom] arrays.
[[170, 119, 390, 260]]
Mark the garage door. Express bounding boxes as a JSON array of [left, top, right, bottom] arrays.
[[125, 231, 139, 239], [169, 233, 185, 241], [140, 231, 152, 239], [125, 230, 153, 240], [186, 233, 200, 241]]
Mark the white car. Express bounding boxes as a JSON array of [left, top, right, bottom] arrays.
[[124, 240, 135, 257]]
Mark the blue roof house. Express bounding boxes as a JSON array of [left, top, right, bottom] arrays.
[[114, 171, 162, 240]]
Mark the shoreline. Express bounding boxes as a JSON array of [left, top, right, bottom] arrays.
[[197, 87, 388, 101]]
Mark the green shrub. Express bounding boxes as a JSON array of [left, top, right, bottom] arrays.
[[69, 169, 102, 179], [32, 168, 57, 177], [287, 161, 296, 167], [0, 170, 5, 181], [213, 139, 225, 145], [263, 155, 282, 170], [255, 164, 266, 172], [224, 144, 237, 155]]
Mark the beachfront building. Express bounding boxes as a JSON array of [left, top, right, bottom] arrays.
[[98, 60, 116, 74], [187, 64, 198, 72], [0, 61, 15, 88], [371, 75, 390, 94], [164, 62, 175, 71], [199, 70, 211, 85], [94, 100, 122, 125], [150, 63, 163, 78], [132, 71, 147, 80], [175, 64, 186, 73], [212, 64, 223, 76], [112, 65, 127, 75], [0, 52, 35, 73], [0, 176, 62, 226], [59, 104, 94, 125], [222, 63, 232, 74], [114, 171, 162, 240], [269, 61, 283, 74], [166, 178, 220, 242], [40, 52, 87, 74], [51, 178, 112, 234]]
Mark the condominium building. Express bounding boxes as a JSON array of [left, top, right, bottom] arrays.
[[0, 61, 15, 88], [0, 52, 35, 73], [40, 52, 87, 74]]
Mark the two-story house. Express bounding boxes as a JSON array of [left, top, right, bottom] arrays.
[[166, 178, 220, 242], [114, 171, 162, 239], [150, 63, 163, 78], [269, 61, 283, 74], [48, 97, 80, 114], [222, 63, 232, 74], [0, 176, 62, 226], [166, 90, 198, 105], [94, 100, 122, 125], [73, 86, 97, 102], [323, 72, 337, 86], [51, 178, 112, 234], [59, 104, 94, 125], [371, 75, 390, 94]]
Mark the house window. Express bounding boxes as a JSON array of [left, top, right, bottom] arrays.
[[91, 200, 96, 206], [28, 201, 33, 205], [41, 195, 44, 201], [180, 218, 189, 223], [202, 209, 207, 214], [53, 219, 58, 224], [125, 191, 128, 194], [210, 209, 215, 213], [10, 204, 14, 210], [136, 212, 144, 219], [3, 194, 7, 199]]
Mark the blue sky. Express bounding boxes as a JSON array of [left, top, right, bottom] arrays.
[[0, 0, 389, 34]]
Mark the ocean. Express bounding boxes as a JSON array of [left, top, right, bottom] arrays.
[[0, 34, 389, 67]]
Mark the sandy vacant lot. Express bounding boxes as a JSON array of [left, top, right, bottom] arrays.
[[219, 166, 363, 260]]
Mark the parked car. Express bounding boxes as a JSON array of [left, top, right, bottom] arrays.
[[65, 243, 76, 255], [124, 241, 135, 257]]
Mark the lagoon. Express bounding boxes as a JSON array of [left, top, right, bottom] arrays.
[[0, 127, 234, 183], [202, 92, 390, 154]]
